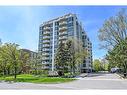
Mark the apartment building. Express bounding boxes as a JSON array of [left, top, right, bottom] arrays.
[[38, 13, 92, 72], [21, 49, 38, 60], [0, 39, 2, 45], [81, 32, 93, 72]]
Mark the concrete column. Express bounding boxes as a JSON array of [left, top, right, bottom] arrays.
[[51, 21, 55, 71]]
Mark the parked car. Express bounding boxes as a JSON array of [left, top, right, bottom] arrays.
[[110, 67, 119, 73]]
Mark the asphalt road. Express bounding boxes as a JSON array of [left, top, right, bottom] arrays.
[[0, 72, 127, 89]]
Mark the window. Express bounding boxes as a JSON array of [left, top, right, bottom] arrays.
[[83, 64, 86, 67], [68, 27, 74, 36], [55, 22, 59, 26], [67, 17, 74, 22], [67, 22, 73, 27]]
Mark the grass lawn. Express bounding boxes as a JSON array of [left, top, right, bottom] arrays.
[[0, 74, 76, 84]]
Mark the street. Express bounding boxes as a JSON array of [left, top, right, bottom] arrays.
[[0, 72, 127, 89]]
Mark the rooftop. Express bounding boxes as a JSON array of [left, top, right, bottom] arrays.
[[40, 13, 76, 26]]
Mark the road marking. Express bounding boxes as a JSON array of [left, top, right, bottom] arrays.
[[115, 73, 124, 79]]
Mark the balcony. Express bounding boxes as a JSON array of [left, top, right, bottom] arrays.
[[59, 31, 67, 36], [43, 31, 50, 35], [59, 36, 67, 41], [59, 17, 66, 22], [42, 61, 51, 64], [43, 56, 50, 60], [58, 40, 67, 44], [43, 44, 50, 48], [43, 26, 50, 31], [59, 26, 67, 32], [42, 66, 50, 69], [42, 48, 50, 52], [43, 36, 50, 40], [43, 40, 50, 44], [59, 21, 67, 26], [42, 52, 50, 56]]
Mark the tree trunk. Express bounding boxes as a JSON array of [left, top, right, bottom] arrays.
[[14, 63, 17, 80], [35, 68, 37, 75], [3, 67, 6, 77], [7, 68, 10, 75]]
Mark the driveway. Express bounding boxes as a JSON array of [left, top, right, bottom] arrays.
[[0, 72, 127, 89]]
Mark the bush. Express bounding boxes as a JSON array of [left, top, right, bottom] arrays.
[[58, 71, 64, 76], [48, 71, 58, 77]]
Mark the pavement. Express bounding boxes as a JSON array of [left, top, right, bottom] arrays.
[[0, 72, 127, 89]]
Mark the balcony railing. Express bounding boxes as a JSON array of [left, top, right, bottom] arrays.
[[58, 40, 67, 44], [42, 52, 50, 56], [42, 48, 50, 51], [43, 31, 50, 35], [43, 40, 50, 44], [43, 39, 50, 43], [43, 44, 50, 48], [59, 31, 67, 36], [43, 56, 50, 60], [59, 26, 67, 32], [59, 21, 67, 26], [59, 17, 66, 22], [59, 36, 67, 40], [43, 36, 50, 40], [43, 26, 50, 31]]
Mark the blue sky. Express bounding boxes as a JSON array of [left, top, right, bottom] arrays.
[[0, 6, 127, 59]]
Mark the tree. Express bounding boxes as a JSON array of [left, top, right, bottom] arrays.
[[0, 43, 31, 79], [93, 59, 101, 72], [98, 9, 127, 76], [98, 9, 127, 50], [107, 40, 127, 74], [65, 37, 87, 75], [0, 45, 10, 76], [5, 43, 22, 79], [30, 52, 42, 75], [20, 50, 30, 74], [55, 41, 67, 75]]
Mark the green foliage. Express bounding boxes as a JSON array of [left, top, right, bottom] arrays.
[[55, 37, 87, 76], [0, 74, 75, 83], [0, 43, 30, 79], [98, 9, 127, 50], [93, 59, 101, 72], [107, 40, 127, 73], [55, 41, 68, 73], [29, 53, 43, 75], [93, 59, 109, 72], [98, 9, 127, 76], [66, 38, 87, 75]]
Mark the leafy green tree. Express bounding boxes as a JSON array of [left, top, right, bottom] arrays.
[[0, 45, 10, 76], [0, 43, 31, 79], [98, 9, 127, 76], [98, 9, 127, 50], [5, 43, 21, 79], [20, 50, 30, 74], [65, 37, 87, 75], [107, 40, 127, 74], [93, 59, 101, 72]]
